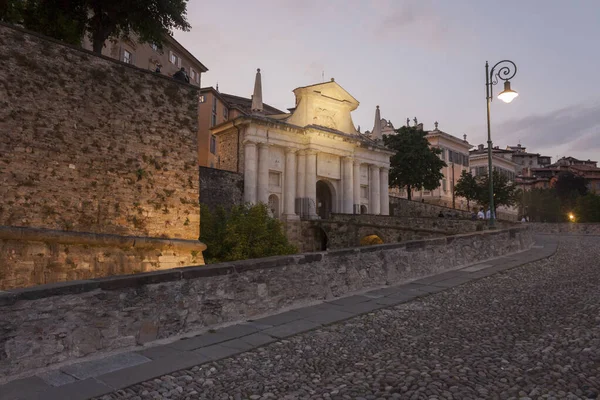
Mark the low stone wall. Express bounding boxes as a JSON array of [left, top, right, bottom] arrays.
[[199, 167, 244, 211], [529, 223, 600, 235], [0, 227, 532, 378], [390, 197, 473, 219], [0, 226, 206, 290]]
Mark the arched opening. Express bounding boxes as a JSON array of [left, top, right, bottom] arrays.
[[360, 234, 384, 246], [360, 205, 368, 214], [315, 227, 328, 251], [268, 194, 280, 219], [316, 180, 335, 220]]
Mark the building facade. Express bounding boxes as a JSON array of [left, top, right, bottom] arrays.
[[520, 156, 600, 193], [197, 87, 284, 168], [82, 34, 208, 86], [211, 70, 394, 220]]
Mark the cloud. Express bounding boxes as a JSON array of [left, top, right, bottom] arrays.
[[494, 101, 600, 155], [372, 0, 448, 48]]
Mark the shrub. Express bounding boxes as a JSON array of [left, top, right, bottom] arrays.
[[200, 203, 297, 264]]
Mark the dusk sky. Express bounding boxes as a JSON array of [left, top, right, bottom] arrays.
[[174, 0, 600, 162]]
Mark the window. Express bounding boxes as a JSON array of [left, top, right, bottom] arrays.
[[189, 68, 200, 84], [223, 107, 229, 121], [210, 135, 216, 154], [123, 50, 133, 64], [442, 178, 447, 192], [169, 51, 181, 66], [210, 96, 217, 127]]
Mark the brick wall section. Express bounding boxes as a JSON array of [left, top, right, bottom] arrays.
[[0, 227, 532, 378], [0, 23, 200, 240], [199, 167, 244, 210], [216, 127, 243, 173]]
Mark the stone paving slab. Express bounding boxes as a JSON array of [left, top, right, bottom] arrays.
[[262, 319, 322, 339], [326, 295, 372, 306], [2, 236, 559, 400], [135, 344, 184, 360], [0, 376, 50, 400], [30, 378, 112, 400], [38, 369, 78, 387], [303, 309, 355, 325], [96, 352, 210, 391], [250, 310, 303, 327], [60, 352, 150, 380]]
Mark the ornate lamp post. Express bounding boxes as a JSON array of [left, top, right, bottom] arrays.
[[485, 60, 518, 228]]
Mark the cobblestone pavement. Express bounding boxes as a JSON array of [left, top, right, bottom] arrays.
[[97, 237, 600, 400]]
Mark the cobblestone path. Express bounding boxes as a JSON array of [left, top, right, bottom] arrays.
[[98, 236, 600, 400]]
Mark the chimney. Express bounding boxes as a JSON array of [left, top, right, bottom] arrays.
[[371, 105, 382, 140], [478, 144, 484, 151], [463, 134, 467, 142], [251, 68, 263, 114]]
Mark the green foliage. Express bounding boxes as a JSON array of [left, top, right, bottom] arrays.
[[520, 188, 563, 222], [1, 0, 190, 53], [200, 203, 297, 264], [574, 193, 600, 223], [383, 126, 446, 200], [476, 171, 520, 211], [454, 171, 480, 209]]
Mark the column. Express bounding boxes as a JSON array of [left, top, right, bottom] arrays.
[[369, 164, 381, 215], [296, 150, 306, 216], [305, 150, 318, 219], [342, 157, 353, 214], [353, 160, 361, 214], [243, 140, 257, 204], [284, 148, 298, 219], [257, 142, 269, 204], [380, 168, 389, 215]]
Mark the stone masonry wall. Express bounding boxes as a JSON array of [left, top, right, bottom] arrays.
[[0, 227, 532, 378], [390, 197, 473, 219], [529, 223, 600, 235], [0, 23, 200, 240], [199, 167, 244, 210]]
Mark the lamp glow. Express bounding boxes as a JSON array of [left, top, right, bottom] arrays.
[[497, 81, 519, 103], [569, 213, 575, 221]]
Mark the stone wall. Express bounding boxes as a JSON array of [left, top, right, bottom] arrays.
[[292, 214, 513, 252], [0, 226, 205, 290], [0, 227, 532, 378], [0, 23, 200, 239], [0, 23, 205, 286], [199, 167, 244, 210], [390, 197, 473, 219], [529, 223, 600, 235]]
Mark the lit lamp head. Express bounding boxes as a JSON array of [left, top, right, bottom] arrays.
[[569, 213, 575, 221], [497, 80, 519, 103]]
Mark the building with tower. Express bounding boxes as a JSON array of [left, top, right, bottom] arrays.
[[211, 69, 394, 220]]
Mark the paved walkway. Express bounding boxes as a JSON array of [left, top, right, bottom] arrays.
[[1, 236, 562, 400]]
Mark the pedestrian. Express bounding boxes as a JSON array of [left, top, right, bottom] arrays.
[[486, 209, 491, 220], [521, 216, 526, 223], [477, 208, 485, 220]]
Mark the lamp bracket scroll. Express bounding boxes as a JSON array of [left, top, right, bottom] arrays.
[[488, 60, 517, 100]]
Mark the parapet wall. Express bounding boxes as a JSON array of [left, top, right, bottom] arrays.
[[390, 197, 472, 219], [529, 223, 600, 235], [0, 227, 532, 378]]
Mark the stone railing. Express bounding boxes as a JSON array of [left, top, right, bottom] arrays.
[[0, 226, 206, 290], [0, 227, 532, 378], [529, 223, 600, 235]]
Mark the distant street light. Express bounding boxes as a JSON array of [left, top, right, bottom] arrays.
[[485, 60, 519, 228], [569, 213, 575, 222]]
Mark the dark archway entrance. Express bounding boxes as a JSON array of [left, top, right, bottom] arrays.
[[315, 227, 328, 251], [316, 180, 334, 220]]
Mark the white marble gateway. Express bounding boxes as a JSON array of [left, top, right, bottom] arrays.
[[212, 69, 394, 220]]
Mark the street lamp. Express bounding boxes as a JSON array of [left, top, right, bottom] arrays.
[[485, 60, 518, 228]]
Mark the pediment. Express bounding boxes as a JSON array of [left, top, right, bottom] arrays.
[[293, 81, 359, 110]]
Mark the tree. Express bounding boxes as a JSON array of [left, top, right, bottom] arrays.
[[519, 188, 563, 222], [454, 171, 480, 210], [574, 193, 600, 223], [87, 0, 191, 54], [476, 171, 520, 213], [1, 0, 190, 53], [200, 203, 297, 264], [383, 126, 446, 200], [554, 171, 588, 202]]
